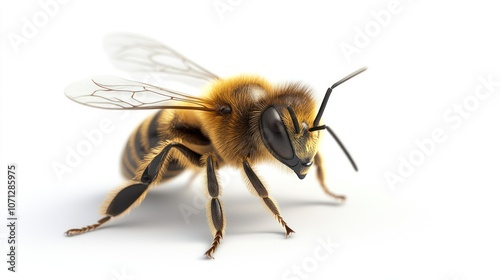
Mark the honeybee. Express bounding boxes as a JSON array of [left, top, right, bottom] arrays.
[[64, 33, 366, 258]]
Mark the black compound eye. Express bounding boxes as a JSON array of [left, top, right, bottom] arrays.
[[260, 106, 294, 160]]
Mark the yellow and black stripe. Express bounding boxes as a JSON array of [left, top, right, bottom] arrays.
[[120, 110, 190, 181], [121, 110, 162, 178]]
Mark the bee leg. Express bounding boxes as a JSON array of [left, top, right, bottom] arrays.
[[64, 182, 148, 236], [243, 160, 295, 237], [65, 143, 202, 237], [203, 155, 225, 259], [64, 216, 112, 236], [314, 153, 346, 202]]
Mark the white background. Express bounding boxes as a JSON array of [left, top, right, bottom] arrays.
[[1, 1, 500, 279]]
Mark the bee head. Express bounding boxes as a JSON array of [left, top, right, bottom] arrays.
[[260, 67, 367, 179], [260, 104, 318, 179]]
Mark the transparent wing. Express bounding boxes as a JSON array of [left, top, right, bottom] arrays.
[[65, 75, 215, 111], [103, 33, 219, 82]]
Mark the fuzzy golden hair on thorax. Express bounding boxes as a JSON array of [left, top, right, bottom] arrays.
[[196, 75, 320, 168], [197, 75, 276, 166]]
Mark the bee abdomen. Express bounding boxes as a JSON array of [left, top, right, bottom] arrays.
[[121, 109, 212, 181], [121, 110, 167, 179]]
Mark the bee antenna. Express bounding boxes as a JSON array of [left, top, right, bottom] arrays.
[[309, 125, 358, 172], [312, 67, 367, 127], [309, 67, 366, 172]]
